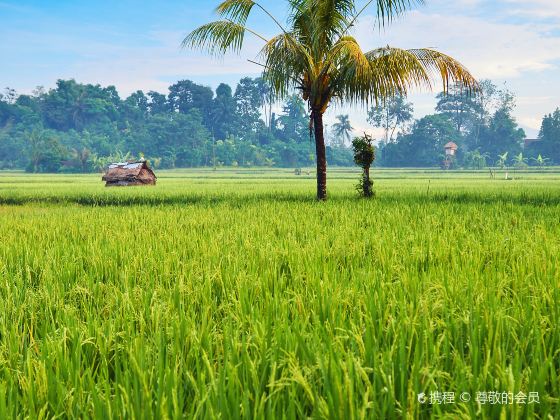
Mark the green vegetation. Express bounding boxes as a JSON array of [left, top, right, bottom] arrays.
[[375, 81, 532, 169], [0, 79, 354, 172], [185, 0, 477, 199], [533, 108, 560, 163], [352, 134, 376, 198], [1, 169, 559, 418], [3, 77, 556, 176]]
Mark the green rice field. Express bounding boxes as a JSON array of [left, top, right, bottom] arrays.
[[0, 168, 559, 418]]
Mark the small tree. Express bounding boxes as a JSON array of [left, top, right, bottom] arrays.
[[513, 152, 528, 169], [352, 134, 376, 198], [464, 150, 488, 169], [531, 154, 550, 168], [496, 152, 508, 169]]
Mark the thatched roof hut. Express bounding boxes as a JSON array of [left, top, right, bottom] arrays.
[[102, 161, 157, 187]]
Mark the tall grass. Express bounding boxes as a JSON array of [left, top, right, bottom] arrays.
[[0, 169, 559, 418]]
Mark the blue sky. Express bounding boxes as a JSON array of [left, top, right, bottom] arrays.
[[1, 0, 560, 137]]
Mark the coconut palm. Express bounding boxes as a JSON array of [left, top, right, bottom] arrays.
[[332, 114, 354, 147], [184, 0, 478, 200], [71, 147, 91, 173], [26, 128, 47, 173]]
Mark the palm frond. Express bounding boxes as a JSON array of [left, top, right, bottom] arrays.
[[259, 33, 313, 98], [310, 0, 354, 41], [405, 48, 479, 92], [327, 36, 386, 106], [329, 36, 371, 79], [376, 0, 424, 25], [339, 0, 423, 39], [369, 47, 478, 92], [216, 0, 256, 24], [287, 0, 313, 46], [218, 0, 289, 34], [185, 0, 478, 113], [333, 46, 478, 106], [182, 20, 266, 56]]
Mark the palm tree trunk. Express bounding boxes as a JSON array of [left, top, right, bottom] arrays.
[[313, 110, 327, 200]]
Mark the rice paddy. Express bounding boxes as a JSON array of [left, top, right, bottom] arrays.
[[0, 168, 559, 419]]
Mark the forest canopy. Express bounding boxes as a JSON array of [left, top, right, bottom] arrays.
[[0, 78, 352, 172], [0, 78, 557, 172]]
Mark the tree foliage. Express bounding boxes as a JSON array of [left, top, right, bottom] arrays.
[[368, 95, 413, 143], [0, 79, 355, 172], [531, 108, 560, 164], [332, 115, 354, 147], [377, 80, 536, 168], [184, 0, 478, 199], [352, 133, 376, 197]]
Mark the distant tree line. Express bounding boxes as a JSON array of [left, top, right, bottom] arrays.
[[0, 78, 353, 172], [372, 80, 560, 168], [1, 78, 558, 172]]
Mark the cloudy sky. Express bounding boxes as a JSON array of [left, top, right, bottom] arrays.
[[1, 0, 559, 137]]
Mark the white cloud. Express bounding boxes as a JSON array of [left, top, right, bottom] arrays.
[[331, 9, 560, 137], [69, 30, 265, 95], [354, 11, 560, 80], [4, 1, 558, 138], [504, 0, 560, 20], [518, 117, 543, 133]]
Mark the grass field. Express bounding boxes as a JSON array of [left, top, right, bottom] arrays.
[[0, 168, 559, 419]]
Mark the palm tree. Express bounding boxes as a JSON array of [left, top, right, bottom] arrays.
[[368, 94, 414, 143], [71, 147, 91, 173], [256, 77, 275, 130], [26, 128, 46, 173], [332, 114, 353, 147], [184, 0, 478, 200]]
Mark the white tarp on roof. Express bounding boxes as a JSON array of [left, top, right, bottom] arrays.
[[108, 162, 144, 169]]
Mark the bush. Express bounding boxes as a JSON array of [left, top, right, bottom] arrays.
[[352, 134, 376, 198]]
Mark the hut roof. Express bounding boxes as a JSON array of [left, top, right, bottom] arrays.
[[523, 138, 541, 148], [102, 161, 156, 183], [444, 142, 458, 150]]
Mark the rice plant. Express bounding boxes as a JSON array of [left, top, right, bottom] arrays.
[[0, 168, 559, 419]]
